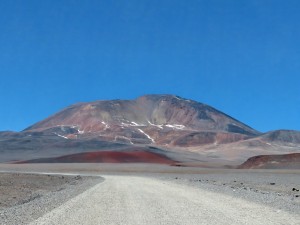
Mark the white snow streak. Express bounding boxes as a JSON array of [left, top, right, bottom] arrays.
[[165, 124, 185, 130], [54, 132, 68, 139], [101, 121, 110, 130], [78, 130, 84, 134], [137, 129, 155, 143], [147, 120, 186, 130], [173, 96, 181, 100], [120, 121, 146, 127], [130, 121, 146, 126], [147, 120, 163, 129]]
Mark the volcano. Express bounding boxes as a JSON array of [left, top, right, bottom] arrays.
[[1, 94, 299, 167]]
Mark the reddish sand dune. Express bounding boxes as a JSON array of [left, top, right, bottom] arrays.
[[17, 151, 177, 164]]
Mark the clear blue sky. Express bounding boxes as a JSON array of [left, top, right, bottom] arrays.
[[0, 0, 299, 132]]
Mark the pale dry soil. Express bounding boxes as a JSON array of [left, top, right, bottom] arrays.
[[0, 164, 299, 225], [30, 175, 299, 225]]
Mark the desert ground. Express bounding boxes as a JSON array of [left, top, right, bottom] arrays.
[[0, 163, 299, 225]]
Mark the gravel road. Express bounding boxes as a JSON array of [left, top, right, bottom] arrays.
[[30, 175, 300, 225]]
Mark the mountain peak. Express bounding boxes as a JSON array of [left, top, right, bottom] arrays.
[[24, 94, 259, 147]]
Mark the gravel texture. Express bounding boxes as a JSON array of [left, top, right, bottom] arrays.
[[154, 171, 300, 215], [0, 173, 103, 225], [29, 175, 299, 225]]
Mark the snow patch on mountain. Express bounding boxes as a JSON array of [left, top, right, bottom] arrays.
[[147, 120, 163, 129], [137, 129, 155, 143], [165, 124, 185, 130], [53, 132, 68, 139]]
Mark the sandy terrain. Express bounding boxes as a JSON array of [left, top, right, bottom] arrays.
[[0, 163, 299, 224]]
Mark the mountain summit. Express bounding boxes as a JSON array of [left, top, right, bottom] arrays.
[[24, 94, 259, 146]]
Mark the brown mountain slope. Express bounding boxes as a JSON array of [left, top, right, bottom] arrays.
[[23, 95, 259, 146], [238, 153, 300, 169]]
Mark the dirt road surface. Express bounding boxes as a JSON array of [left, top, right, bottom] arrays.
[[30, 175, 299, 225]]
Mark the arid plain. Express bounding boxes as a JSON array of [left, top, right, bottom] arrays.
[[0, 163, 299, 225]]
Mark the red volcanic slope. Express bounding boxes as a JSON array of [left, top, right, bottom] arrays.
[[238, 153, 300, 169], [17, 151, 177, 164]]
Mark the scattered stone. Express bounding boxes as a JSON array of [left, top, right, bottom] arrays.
[[292, 188, 299, 192], [74, 175, 82, 180], [174, 164, 183, 167]]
